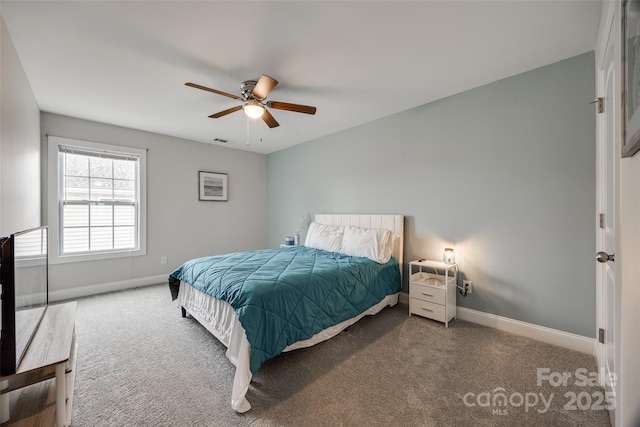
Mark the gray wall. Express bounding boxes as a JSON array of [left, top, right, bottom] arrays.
[[41, 113, 267, 296], [0, 16, 41, 236], [267, 52, 596, 338]]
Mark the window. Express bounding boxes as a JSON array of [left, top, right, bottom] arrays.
[[48, 136, 146, 262]]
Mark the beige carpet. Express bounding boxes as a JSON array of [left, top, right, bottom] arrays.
[[68, 284, 610, 426]]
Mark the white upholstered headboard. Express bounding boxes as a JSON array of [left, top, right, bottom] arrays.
[[315, 214, 404, 276]]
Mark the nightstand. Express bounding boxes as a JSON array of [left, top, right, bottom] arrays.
[[408, 259, 457, 327]]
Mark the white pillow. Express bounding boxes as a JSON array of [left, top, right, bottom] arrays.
[[304, 222, 344, 253], [340, 226, 392, 264]]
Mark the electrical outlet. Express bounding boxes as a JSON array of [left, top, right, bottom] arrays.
[[463, 280, 473, 294], [160, 256, 168, 265]]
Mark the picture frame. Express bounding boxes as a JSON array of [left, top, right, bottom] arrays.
[[623, 0, 640, 157], [198, 171, 228, 201]]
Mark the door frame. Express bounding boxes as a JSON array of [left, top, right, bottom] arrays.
[[594, 2, 622, 425]]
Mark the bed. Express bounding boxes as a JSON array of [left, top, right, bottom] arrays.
[[168, 214, 404, 413]]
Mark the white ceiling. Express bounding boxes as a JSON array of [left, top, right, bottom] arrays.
[[1, 1, 602, 155]]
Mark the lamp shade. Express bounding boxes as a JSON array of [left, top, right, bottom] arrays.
[[443, 248, 455, 265], [243, 100, 265, 118]]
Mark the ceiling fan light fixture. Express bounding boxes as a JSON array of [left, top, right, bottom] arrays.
[[243, 100, 265, 119], [187, 76, 315, 129]]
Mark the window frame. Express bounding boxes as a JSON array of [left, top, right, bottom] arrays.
[[47, 136, 147, 264]]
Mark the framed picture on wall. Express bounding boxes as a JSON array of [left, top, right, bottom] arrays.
[[623, 0, 640, 157], [199, 171, 228, 201]]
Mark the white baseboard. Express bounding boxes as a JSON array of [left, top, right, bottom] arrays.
[[49, 274, 168, 302], [456, 306, 596, 354], [399, 292, 596, 355]]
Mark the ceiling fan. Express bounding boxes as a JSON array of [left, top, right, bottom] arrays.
[[185, 75, 316, 128]]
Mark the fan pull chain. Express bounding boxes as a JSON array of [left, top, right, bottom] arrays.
[[246, 116, 250, 146]]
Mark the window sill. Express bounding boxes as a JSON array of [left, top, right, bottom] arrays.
[[50, 248, 146, 265]]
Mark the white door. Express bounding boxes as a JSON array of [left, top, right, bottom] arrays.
[[596, 11, 618, 426]]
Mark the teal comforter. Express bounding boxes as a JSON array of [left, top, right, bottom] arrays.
[[170, 245, 400, 374]]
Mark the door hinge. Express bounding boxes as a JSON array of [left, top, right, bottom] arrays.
[[599, 213, 605, 229], [591, 97, 604, 113], [599, 328, 605, 344]]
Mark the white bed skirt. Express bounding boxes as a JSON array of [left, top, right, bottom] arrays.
[[177, 281, 399, 413]]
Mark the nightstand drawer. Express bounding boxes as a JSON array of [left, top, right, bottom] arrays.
[[409, 299, 445, 322], [409, 282, 446, 305]]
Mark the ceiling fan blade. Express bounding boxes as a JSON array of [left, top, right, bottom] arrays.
[[208, 105, 243, 118], [252, 75, 279, 100], [185, 82, 242, 100], [268, 101, 316, 115], [261, 109, 280, 128]]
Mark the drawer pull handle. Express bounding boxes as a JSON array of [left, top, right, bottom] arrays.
[[422, 293, 434, 297], [422, 307, 434, 312]]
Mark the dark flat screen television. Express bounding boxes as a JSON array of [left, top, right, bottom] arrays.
[[0, 226, 48, 375]]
